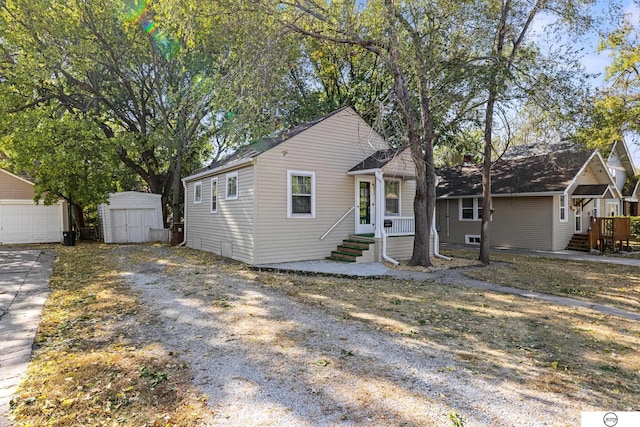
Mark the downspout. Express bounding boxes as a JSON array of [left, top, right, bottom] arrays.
[[375, 170, 399, 265], [179, 179, 187, 246], [433, 178, 451, 260]]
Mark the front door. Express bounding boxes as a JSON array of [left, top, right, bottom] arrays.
[[575, 205, 582, 233], [356, 178, 375, 234]]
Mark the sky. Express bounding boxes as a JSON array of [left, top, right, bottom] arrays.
[[533, 0, 640, 166]]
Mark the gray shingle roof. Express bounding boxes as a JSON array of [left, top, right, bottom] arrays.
[[349, 146, 408, 172], [436, 149, 593, 197]]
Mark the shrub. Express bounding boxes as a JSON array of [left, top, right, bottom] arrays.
[[631, 217, 640, 240]]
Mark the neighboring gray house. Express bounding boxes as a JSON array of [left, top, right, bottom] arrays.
[[435, 146, 623, 251], [606, 140, 639, 216], [181, 107, 424, 264]]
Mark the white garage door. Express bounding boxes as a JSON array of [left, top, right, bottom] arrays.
[[111, 208, 157, 243], [0, 202, 63, 244]]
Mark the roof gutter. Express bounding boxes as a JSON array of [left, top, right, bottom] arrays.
[[179, 178, 188, 247], [182, 157, 255, 183], [432, 176, 450, 261], [374, 170, 398, 265]]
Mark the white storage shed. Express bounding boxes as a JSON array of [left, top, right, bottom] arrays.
[[99, 192, 164, 243]]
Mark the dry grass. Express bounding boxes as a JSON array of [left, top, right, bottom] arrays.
[[11, 244, 640, 425], [443, 248, 640, 314], [10, 243, 214, 427]]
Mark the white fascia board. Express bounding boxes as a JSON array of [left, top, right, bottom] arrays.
[[346, 168, 381, 176], [437, 191, 562, 200], [182, 158, 254, 183]]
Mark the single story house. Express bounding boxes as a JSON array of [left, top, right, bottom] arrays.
[[98, 192, 165, 243], [435, 146, 624, 251], [0, 168, 67, 244], [181, 107, 426, 264]]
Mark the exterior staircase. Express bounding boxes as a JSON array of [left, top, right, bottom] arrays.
[[328, 235, 375, 263], [566, 233, 590, 252]]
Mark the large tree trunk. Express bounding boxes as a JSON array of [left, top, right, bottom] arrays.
[[171, 137, 184, 225], [410, 144, 431, 265]]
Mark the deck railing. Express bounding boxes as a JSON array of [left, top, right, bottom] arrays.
[[588, 217, 631, 251], [384, 216, 415, 236]]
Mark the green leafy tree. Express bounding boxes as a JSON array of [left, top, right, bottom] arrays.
[[1, 107, 116, 229], [469, 0, 600, 264], [578, 9, 639, 151], [271, 0, 483, 266]]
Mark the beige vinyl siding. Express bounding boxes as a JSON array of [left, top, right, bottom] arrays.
[[399, 179, 416, 217], [382, 149, 415, 178], [0, 169, 35, 199], [386, 236, 415, 260], [185, 166, 254, 264], [254, 109, 389, 264]]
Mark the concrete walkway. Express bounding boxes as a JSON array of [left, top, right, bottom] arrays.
[[0, 249, 54, 427], [256, 248, 640, 321]]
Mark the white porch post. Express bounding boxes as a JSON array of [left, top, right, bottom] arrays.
[[374, 170, 384, 238]]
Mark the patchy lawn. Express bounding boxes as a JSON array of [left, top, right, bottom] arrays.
[[254, 270, 640, 410], [10, 243, 214, 427], [11, 244, 640, 425], [442, 248, 640, 315]]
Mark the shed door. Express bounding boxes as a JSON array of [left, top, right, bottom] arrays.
[[111, 208, 156, 243]]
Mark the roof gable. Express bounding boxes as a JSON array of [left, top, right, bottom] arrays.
[[1, 167, 35, 187], [192, 107, 355, 178], [608, 140, 637, 175]]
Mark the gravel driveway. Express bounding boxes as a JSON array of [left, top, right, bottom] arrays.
[[116, 247, 583, 426]]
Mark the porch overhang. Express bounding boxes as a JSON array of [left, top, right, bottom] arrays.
[[570, 184, 619, 199]]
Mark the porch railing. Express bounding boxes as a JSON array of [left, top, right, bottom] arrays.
[[588, 217, 631, 252], [384, 216, 415, 236]]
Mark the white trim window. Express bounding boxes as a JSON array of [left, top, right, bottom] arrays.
[[559, 194, 568, 222], [194, 181, 203, 204], [210, 177, 218, 213], [384, 179, 401, 216], [226, 172, 238, 200], [288, 170, 315, 218], [459, 197, 483, 221]]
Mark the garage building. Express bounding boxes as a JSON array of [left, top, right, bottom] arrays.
[[0, 168, 65, 245]]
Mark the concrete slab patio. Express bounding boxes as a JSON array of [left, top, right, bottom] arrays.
[[0, 248, 54, 427]]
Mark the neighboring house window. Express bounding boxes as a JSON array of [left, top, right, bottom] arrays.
[[559, 194, 567, 222], [385, 180, 400, 216], [288, 170, 315, 218], [226, 172, 238, 200], [459, 197, 483, 221], [194, 181, 203, 204], [211, 178, 218, 213], [465, 235, 481, 245]]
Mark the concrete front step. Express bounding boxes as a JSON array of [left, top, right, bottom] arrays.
[[329, 252, 358, 262]]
